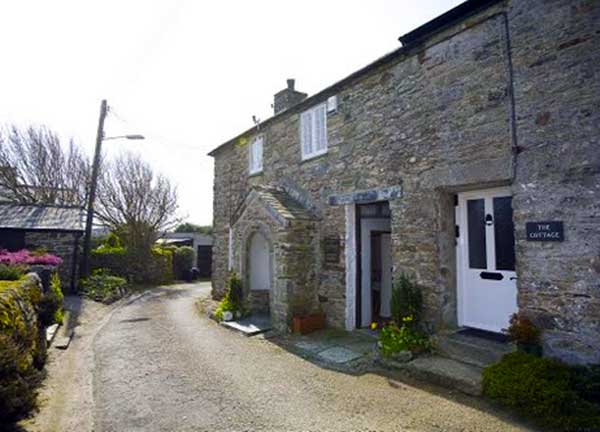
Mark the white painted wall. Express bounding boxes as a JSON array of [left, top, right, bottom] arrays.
[[249, 231, 270, 291]]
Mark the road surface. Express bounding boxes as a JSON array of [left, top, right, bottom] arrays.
[[89, 282, 532, 432]]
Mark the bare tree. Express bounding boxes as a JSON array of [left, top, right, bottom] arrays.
[[0, 125, 90, 206], [95, 152, 180, 249]]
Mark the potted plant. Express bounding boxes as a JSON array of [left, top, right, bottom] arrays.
[[505, 313, 543, 356], [291, 300, 325, 334]]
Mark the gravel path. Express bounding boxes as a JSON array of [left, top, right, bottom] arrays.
[[92, 282, 533, 432]]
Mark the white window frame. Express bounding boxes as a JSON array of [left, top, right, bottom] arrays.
[[248, 135, 263, 175], [300, 103, 328, 160]]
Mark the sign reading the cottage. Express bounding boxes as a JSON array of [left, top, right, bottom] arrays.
[[526, 221, 564, 241], [324, 236, 341, 264]]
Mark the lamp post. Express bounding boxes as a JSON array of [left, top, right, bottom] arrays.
[[80, 99, 144, 280]]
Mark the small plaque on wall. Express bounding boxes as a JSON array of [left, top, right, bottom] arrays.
[[526, 221, 564, 241], [323, 236, 341, 264]]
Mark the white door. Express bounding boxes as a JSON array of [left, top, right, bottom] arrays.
[[380, 233, 392, 318], [457, 188, 517, 333], [249, 232, 270, 291]]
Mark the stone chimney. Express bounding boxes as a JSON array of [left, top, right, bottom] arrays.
[[273, 79, 307, 115]]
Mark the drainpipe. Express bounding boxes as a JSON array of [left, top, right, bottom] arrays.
[[501, 11, 519, 182]]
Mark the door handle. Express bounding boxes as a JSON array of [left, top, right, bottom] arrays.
[[509, 276, 518, 281], [480, 272, 503, 280]]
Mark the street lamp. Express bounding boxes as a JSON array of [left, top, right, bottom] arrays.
[[80, 99, 145, 280]]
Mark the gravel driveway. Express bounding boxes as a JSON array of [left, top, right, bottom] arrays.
[[90, 282, 533, 432]]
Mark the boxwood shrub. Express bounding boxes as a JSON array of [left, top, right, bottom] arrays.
[[483, 351, 600, 431]]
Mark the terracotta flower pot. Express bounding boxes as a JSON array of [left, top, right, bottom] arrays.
[[292, 313, 325, 335]]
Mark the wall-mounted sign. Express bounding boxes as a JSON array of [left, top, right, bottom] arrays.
[[323, 236, 341, 264], [526, 221, 564, 241]]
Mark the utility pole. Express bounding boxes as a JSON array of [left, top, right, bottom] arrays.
[[81, 99, 108, 280]]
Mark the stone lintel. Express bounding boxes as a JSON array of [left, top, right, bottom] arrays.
[[328, 185, 402, 206]]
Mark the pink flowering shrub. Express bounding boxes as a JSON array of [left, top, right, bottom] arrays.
[[0, 249, 62, 266]]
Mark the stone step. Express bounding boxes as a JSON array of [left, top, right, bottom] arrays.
[[436, 332, 514, 368], [402, 355, 484, 396]]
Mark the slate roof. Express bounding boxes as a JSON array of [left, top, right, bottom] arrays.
[[231, 185, 317, 226], [0, 203, 85, 231], [254, 186, 316, 221]]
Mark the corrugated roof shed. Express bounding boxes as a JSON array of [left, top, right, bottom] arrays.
[[0, 203, 85, 231]]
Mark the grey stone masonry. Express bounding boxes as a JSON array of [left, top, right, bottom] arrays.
[[25, 231, 80, 293], [210, 0, 600, 363]]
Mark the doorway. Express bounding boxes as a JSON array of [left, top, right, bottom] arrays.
[[357, 202, 392, 328], [248, 231, 271, 314], [456, 187, 517, 333]]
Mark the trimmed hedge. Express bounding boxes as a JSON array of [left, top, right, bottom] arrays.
[[483, 351, 600, 431], [90, 247, 173, 285], [0, 274, 46, 422], [173, 246, 194, 280]]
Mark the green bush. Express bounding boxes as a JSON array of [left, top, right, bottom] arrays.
[[89, 246, 174, 286], [173, 246, 195, 280], [572, 364, 600, 406], [80, 271, 128, 304], [0, 264, 27, 281], [38, 273, 64, 326], [0, 276, 45, 422], [215, 273, 244, 321], [379, 322, 431, 356], [390, 273, 423, 328], [483, 352, 600, 431]]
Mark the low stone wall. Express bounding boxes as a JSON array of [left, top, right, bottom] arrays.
[[25, 231, 81, 293]]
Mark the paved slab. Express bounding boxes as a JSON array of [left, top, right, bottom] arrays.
[[221, 314, 272, 336], [317, 346, 365, 364]]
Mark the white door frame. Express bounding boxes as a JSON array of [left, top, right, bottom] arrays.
[[360, 218, 391, 327], [456, 186, 517, 332]]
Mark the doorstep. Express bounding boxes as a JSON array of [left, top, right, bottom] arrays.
[[221, 314, 272, 336]]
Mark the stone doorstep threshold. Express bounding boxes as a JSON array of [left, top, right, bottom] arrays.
[[221, 315, 272, 336], [376, 354, 483, 397]]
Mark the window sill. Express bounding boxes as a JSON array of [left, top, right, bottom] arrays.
[[300, 151, 328, 164], [248, 170, 263, 178]]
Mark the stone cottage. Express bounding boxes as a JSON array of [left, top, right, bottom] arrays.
[[0, 203, 85, 292], [209, 0, 600, 364]]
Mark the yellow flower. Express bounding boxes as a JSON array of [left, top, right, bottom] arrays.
[[370, 322, 378, 330], [402, 315, 414, 322]]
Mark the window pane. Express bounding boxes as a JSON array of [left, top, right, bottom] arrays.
[[315, 104, 327, 152], [301, 111, 313, 157], [493, 196, 515, 271], [467, 199, 487, 269]]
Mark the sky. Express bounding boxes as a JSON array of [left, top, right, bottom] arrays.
[[0, 0, 462, 226]]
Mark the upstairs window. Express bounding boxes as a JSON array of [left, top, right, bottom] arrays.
[[300, 103, 327, 160], [248, 135, 263, 175]]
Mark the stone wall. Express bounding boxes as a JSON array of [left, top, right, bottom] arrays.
[[25, 231, 81, 293], [211, 0, 600, 362], [230, 195, 320, 332], [508, 0, 600, 364]]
